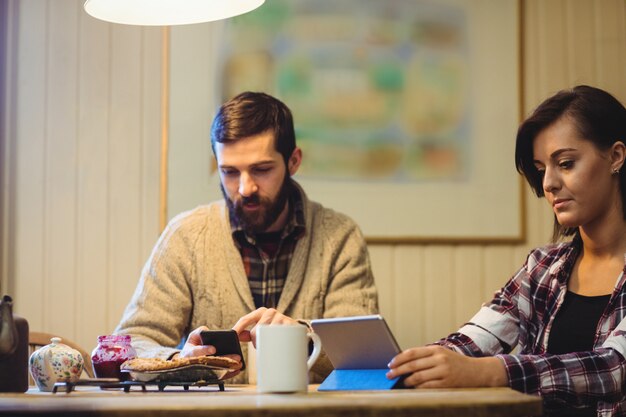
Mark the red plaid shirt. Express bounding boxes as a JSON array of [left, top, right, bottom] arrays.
[[230, 183, 305, 309], [437, 235, 626, 416]]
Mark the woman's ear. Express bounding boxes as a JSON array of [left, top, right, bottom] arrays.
[[610, 141, 626, 173]]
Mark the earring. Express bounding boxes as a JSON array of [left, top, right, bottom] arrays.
[[612, 168, 620, 175]]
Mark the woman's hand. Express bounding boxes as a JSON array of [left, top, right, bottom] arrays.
[[386, 345, 508, 388]]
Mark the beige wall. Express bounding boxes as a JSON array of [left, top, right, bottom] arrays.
[[1, 0, 626, 354], [1, 0, 162, 350]]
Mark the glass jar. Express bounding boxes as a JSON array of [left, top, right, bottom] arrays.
[[91, 335, 137, 380]]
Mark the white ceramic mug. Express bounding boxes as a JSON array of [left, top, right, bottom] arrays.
[[256, 324, 322, 393]]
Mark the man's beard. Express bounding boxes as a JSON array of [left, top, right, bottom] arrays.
[[222, 175, 291, 235]]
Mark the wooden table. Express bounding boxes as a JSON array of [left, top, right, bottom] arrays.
[[0, 385, 542, 417]]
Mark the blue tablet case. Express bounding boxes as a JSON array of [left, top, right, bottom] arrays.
[[318, 369, 401, 391], [312, 315, 402, 391]]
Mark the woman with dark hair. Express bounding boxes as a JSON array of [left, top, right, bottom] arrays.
[[387, 86, 626, 416]]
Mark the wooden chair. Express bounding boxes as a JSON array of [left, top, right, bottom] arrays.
[[28, 332, 95, 380]]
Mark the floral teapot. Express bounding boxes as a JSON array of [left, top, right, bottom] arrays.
[[29, 337, 84, 391]]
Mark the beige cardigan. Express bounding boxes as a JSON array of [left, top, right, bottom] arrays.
[[115, 184, 379, 383]]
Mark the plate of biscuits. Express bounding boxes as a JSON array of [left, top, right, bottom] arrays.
[[120, 356, 242, 383]]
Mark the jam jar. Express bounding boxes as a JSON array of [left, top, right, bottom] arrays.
[[91, 335, 137, 380]]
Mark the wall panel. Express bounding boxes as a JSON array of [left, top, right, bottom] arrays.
[[107, 25, 143, 331], [566, 0, 596, 84], [4, 0, 162, 351], [422, 247, 456, 343], [393, 246, 426, 349], [140, 29, 162, 271], [45, 0, 79, 337], [453, 247, 484, 328], [13, 0, 48, 332], [594, 1, 626, 95], [75, 4, 111, 350]]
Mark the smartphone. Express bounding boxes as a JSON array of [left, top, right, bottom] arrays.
[[199, 330, 246, 370]]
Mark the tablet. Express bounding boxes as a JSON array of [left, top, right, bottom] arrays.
[[310, 315, 401, 369]]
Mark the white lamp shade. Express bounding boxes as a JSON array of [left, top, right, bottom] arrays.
[[84, 0, 265, 26]]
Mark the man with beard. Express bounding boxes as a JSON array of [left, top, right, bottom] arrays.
[[114, 92, 379, 383]]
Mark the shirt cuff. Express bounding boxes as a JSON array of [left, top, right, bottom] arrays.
[[496, 354, 540, 395]]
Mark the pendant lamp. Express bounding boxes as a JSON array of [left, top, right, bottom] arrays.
[[84, 0, 265, 26]]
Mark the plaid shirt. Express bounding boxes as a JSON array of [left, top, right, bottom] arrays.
[[230, 183, 305, 309], [437, 236, 626, 416]]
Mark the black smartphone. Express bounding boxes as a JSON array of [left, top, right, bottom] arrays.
[[199, 330, 246, 370]]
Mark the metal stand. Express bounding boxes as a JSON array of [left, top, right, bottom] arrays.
[[52, 378, 225, 393], [52, 379, 147, 394], [156, 380, 225, 392]]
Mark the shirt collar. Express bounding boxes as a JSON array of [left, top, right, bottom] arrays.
[[551, 233, 582, 283]]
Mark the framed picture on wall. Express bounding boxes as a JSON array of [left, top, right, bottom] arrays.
[[170, 0, 523, 243]]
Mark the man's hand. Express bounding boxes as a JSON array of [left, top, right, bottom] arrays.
[[386, 345, 507, 388], [177, 326, 216, 358], [232, 307, 298, 347], [177, 326, 243, 364], [175, 325, 242, 380]]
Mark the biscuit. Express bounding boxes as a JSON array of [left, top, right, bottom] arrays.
[[121, 355, 242, 372]]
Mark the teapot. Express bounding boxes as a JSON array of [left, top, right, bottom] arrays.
[[0, 295, 28, 393], [29, 337, 84, 392]]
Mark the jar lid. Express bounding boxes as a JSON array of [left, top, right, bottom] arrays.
[[97, 334, 132, 344]]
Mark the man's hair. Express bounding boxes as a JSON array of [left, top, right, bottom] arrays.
[[515, 85, 626, 241], [210, 91, 296, 165]]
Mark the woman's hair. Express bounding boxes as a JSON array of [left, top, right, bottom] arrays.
[[515, 85, 626, 241], [210, 91, 296, 165]]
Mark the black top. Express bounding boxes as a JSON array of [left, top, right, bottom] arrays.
[[548, 291, 610, 355], [546, 291, 611, 417]]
